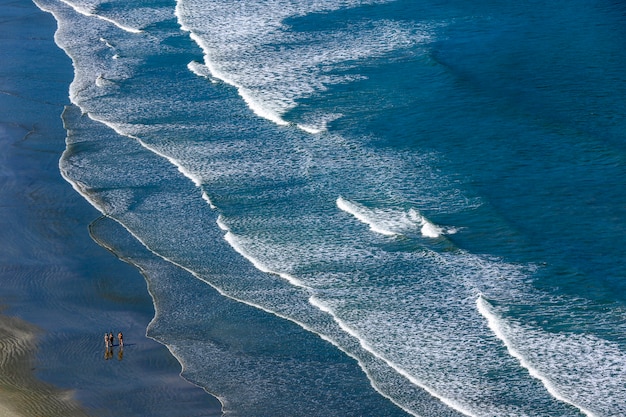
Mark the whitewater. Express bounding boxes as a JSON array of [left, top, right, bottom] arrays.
[[33, 0, 626, 415]]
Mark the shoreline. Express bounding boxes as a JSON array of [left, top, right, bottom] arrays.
[[0, 1, 221, 416]]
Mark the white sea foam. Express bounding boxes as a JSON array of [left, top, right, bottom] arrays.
[[218, 216, 309, 289], [297, 124, 324, 134], [95, 72, 121, 88], [75, 110, 209, 206], [99, 37, 114, 48], [175, 0, 433, 130], [40, 0, 458, 414], [308, 295, 473, 417], [209, 189, 571, 416], [336, 196, 447, 238], [57, 0, 143, 33], [410, 208, 446, 238], [200, 190, 216, 209], [95, 74, 107, 87], [187, 61, 217, 83], [42, 0, 625, 414], [99, 38, 120, 60], [337, 197, 398, 236], [296, 113, 343, 134], [307, 250, 562, 416], [478, 296, 626, 417]]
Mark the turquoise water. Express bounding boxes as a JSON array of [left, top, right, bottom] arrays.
[[33, 0, 626, 415]]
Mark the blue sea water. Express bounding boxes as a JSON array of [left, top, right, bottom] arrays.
[[32, 0, 626, 415]]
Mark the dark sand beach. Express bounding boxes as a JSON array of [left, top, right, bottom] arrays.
[[0, 1, 221, 415]]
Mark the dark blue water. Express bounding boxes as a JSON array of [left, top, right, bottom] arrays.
[[33, 0, 626, 415]]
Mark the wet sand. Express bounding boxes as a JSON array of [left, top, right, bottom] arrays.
[[0, 1, 221, 415], [0, 314, 90, 417]]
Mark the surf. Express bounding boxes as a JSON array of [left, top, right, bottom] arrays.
[[56, 0, 143, 33], [174, 0, 433, 132], [478, 295, 626, 417], [336, 196, 449, 238], [36, 0, 626, 415]]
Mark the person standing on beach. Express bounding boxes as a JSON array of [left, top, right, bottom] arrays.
[[109, 332, 114, 347], [104, 333, 114, 360], [117, 332, 123, 348]]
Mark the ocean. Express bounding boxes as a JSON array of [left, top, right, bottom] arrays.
[[30, 0, 626, 415]]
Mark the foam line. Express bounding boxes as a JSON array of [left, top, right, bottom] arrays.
[[296, 123, 324, 134], [309, 295, 476, 417], [337, 196, 446, 238], [219, 221, 309, 289], [336, 196, 398, 236], [178, 23, 290, 127], [58, 107, 458, 417], [295, 112, 342, 134], [68, 106, 222, 216], [64, 180, 424, 417], [44, 0, 214, 227], [95, 117, 223, 213], [175, 2, 342, 134], [187, 61, 218, 83], [85, 223, 227, 416], [476, 295, 597, 417], [43, 3, 430, 415], [50, 6, 459, 410], [409, 208, 444, 238], [141, 229, 423, 417], [79, 110, 209, 190], [105, 208, 428, 417], [135, 141, 203, 188], [57, 0, 143, 33], [99, 37, 115, 48], [200, 190, 216, 209]]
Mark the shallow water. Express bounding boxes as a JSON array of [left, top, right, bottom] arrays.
[[0, 2, 220, 415], [31, 0, 626, 415]]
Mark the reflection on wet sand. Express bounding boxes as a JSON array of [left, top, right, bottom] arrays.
[[103, 332, 124, 361]]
